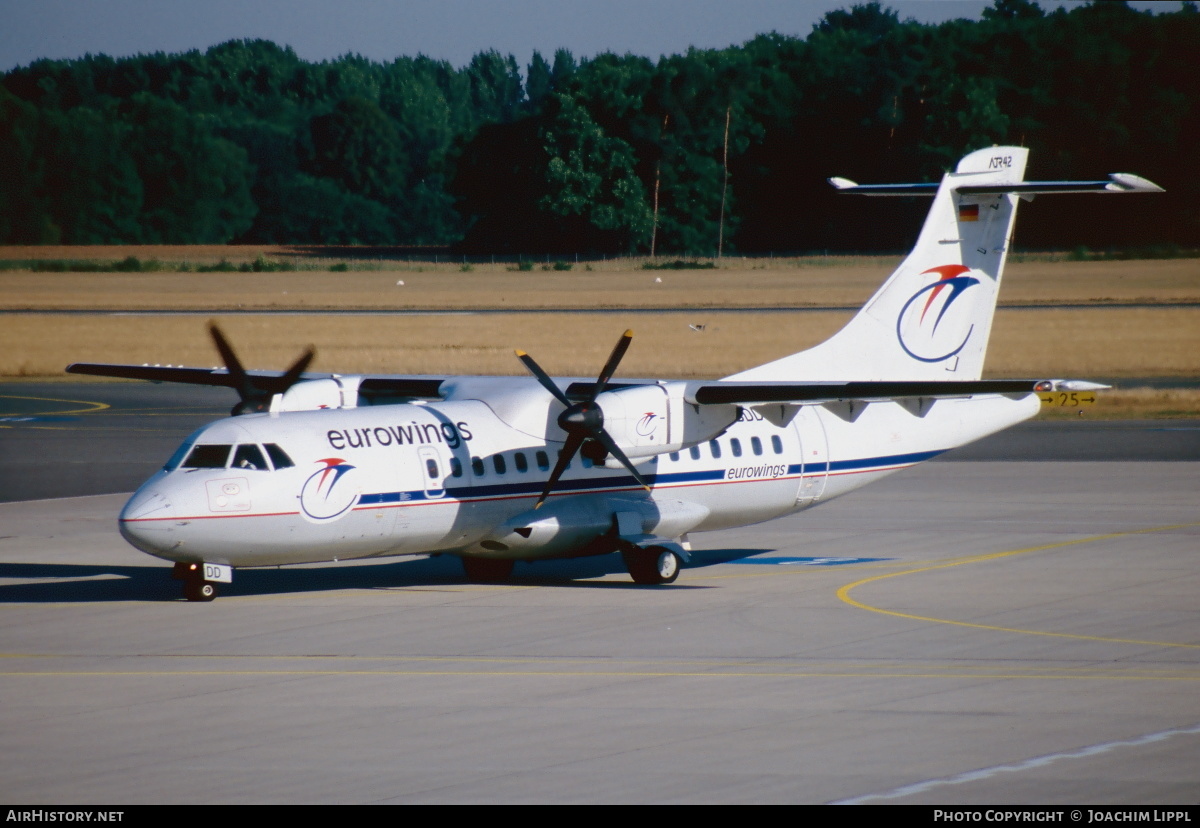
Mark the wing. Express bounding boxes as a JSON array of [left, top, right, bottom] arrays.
[[66, 362, 449, 401], [687, 379, 1050, 406]]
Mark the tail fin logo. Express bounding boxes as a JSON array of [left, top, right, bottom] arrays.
[[896, 265, 980, 363]]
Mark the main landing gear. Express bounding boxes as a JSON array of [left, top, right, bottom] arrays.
[[459, 546, 683, 586], [173, 562, 218, 602], [622, 545, 681, 585]]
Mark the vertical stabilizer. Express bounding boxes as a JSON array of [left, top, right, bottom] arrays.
[[729, 146, 1029, 382]]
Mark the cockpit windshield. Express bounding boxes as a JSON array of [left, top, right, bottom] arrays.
[[166, 441, 296, 472], [231, 443, 267, 470], [183, 444, 233, 469]]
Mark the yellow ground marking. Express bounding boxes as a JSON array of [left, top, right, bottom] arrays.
[[0, 424, 189, 432], [0, 394, 110, 416], [837, 522, 1200, 649]]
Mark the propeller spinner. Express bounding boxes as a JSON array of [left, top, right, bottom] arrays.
[[208, 323, 316, 416], [515, 329, 651, 509]]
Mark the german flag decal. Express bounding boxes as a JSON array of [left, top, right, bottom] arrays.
[[958, 203, 979, 221]]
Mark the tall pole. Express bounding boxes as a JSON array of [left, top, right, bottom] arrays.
[[717, 105, 731, 259], [650, 114, 667, 259]]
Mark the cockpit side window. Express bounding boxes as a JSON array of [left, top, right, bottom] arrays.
[[182, 444, 232, 469], [232, 444, 268, 471], [164, 440, 194, 471], [264, 443, 294, 469]]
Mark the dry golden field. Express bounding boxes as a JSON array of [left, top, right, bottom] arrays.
[[2, 255, 1199, 310], [3, 307, 1198, 379], [1, 250, 1196, 416]]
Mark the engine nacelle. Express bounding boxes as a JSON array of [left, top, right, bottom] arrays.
[[595, 381, 738, 464], [272, 377, 361, 412], [475, 497, 616, 558]]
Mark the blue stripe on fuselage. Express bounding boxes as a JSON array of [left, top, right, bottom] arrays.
[[353, 449, 943, 508]]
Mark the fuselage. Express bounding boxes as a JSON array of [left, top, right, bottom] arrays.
[[119, 381, 1039, 569]]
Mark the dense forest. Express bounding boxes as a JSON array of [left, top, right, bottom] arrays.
[[2, 0, 1197, 255]]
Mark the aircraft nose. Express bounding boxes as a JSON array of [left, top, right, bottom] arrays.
[[122, 488, 173, 520], [119, 487, 178, 556]]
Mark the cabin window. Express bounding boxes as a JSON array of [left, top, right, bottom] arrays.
[[182, 444, 231, 469], [471, 457, 485, 476], [581, 455, 592, 468], [669, 451, 680, 462], [493, 455, 507, 475], [557, 449, 572, 469], [426, 458, 439, 479], [750, 436, 763, 456], [232, 443, 268, 471], [264, 443, 294, 469], [514, 452, 528, 473], [689, 446, 701, 460], [709, 440, 721, 459], [450, 457, 463, 477], [771, 435, 784, 454], [730, 438, 743, 457], [535, 450, 550, 471]]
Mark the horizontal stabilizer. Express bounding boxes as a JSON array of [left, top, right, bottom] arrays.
[[826, 178, 939, 196], [831, 172, 1163, 197]]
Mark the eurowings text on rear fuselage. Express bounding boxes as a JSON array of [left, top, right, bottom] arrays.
[[70, 146, 1162, 600]]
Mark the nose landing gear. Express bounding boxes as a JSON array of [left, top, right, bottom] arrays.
[[172, 561, 222, 602]]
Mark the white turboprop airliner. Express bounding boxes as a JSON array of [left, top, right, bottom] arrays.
[[69, 146, 1162, 600]]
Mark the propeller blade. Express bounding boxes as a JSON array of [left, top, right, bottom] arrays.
[[279, 346, 317, 390], [515, 349, 572, 408], [593, 329, 633, 398], [209, 322, 316, 416], [520, 329, 651, 507], [593, 428, 651, 492], [535, 431, 585, 509], [210, 322, 261, 414], [208, 323, 248, 388]]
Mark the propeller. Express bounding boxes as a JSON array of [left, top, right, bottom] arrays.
[[515, 329, 651, 509], [208, 322, 316, 416]]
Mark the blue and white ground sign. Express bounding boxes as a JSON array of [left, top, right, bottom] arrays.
[[731, 556, 893, 566]]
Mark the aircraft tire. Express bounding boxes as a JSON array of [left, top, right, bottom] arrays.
[[623, 546, 680, 585], [462, 557, 515, 583], [184, 580, 217, 602]]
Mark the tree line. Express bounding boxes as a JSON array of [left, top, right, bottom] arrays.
[[2, 0, 1197, 254]]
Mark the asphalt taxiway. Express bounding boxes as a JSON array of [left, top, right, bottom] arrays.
[[0, 382, 1197, 803]]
